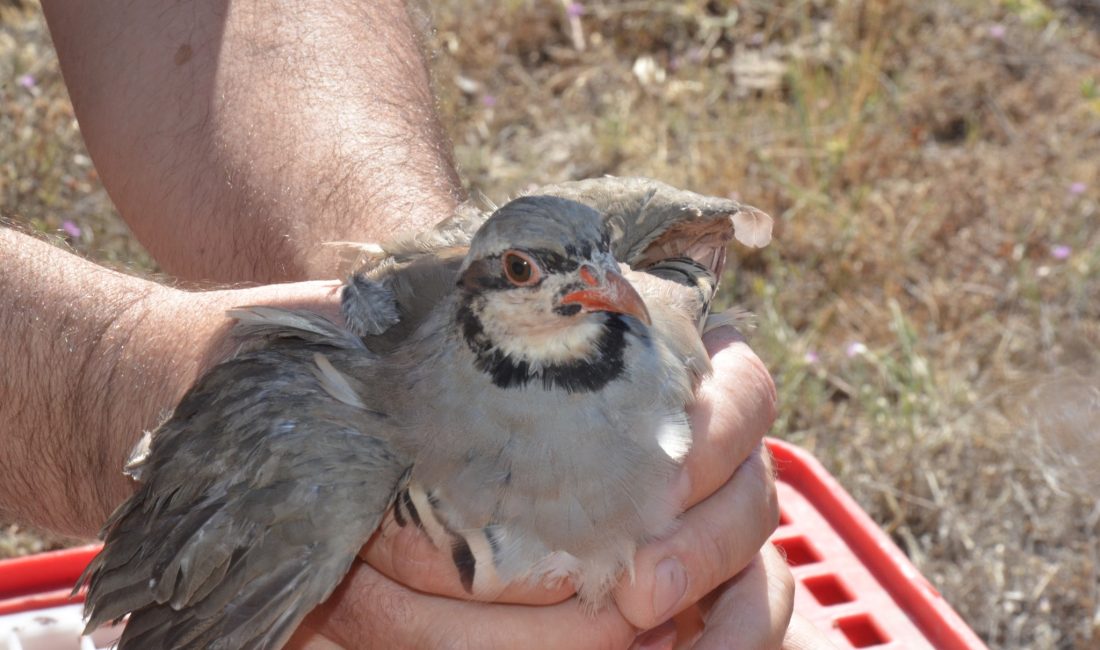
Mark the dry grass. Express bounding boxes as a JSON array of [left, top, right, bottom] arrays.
[[3, 1, 1099, 647]]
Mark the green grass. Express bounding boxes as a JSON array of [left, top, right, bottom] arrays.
[[4, 1, 1099, 646]]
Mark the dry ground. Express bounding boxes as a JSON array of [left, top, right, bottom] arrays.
[[3, 1, 1099, 648]]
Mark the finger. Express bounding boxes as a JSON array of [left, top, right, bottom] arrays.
[[629, 619, 677, 650], [307, 560, 636, 650], [285, 623, 345, 650], [783, 613, 840, 650], [693, 542, 795, 650], [676, 328, 777, 508], [360, 509, 576, 605], [614, 446, 780, 630]]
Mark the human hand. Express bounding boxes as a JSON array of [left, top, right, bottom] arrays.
[[616, 327, 790, 649], [288, 326, 790, 649]]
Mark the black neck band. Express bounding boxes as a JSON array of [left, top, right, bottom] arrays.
[[456, 301, 629, 393]]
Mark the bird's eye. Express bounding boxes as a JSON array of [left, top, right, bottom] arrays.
[[502, 251, 539, 286]]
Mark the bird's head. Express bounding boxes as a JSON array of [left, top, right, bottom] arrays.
[[455, 196, 650, 392]]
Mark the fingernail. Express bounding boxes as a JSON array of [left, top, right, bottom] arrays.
[[631, 620, 677, 650], [652, 557, 687, 622]]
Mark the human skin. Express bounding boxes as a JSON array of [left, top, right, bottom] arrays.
[[41, 0, 462, 284], [2, 0, 822, 646]]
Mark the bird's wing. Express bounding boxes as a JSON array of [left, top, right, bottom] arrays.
[[78, 311, 408, 650], [531, 176, 772, 273], [627, 260, 715, 389], [342, 176, 771, 279]]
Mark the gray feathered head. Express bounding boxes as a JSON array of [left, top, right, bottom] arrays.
[[460, 196, 611, 273]]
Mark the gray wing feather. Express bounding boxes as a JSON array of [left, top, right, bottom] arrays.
[[530, 176, 768, 271], [626, 263, 715, 389], [79, 316, 407, 650], [343, 176, 767, 278]]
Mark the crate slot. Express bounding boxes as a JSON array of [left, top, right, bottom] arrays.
[[803, 574, 855, 606], [773, 535, 821, 566], [836, 613, 889, 647]]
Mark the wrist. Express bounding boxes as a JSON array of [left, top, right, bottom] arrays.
[[0, 230, 344, 538], [76, 280, 344, 536], [67, 283, 212, 534]]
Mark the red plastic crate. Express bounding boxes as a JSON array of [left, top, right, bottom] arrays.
[[0, 544, 95, 616], [0, 439, 986, 648], [767, 437, 987, 649]]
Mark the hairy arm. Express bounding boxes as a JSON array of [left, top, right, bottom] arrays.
[[26, 0, 459, 536], [41, 0, 463, 284], [0, 227, 339, 536], [24, 0, 461, 530]]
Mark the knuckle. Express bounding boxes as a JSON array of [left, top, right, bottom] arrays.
[[741, 351, 778, 423], [706, 344, 778, 441], [771, 555, 795, 597], [688, 506, 744, 581], [760, 466, 781, 536], [700, 524, 736, 577], [745, 452, 781, 542]]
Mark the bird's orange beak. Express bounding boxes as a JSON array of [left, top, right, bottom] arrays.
[[561, 268, 652, 325]]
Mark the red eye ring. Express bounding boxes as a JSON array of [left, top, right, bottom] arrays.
[[502, 251, 540, 286]]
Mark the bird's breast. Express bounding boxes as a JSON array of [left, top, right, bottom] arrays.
[[407, 382, 688, 556], [392, 326, 693, 598]]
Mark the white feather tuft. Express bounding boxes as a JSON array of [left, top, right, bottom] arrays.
[[123, 431, 153, 481], [311, 353, 366, 410], [703, 306, 757, 335], [656, 419, 692, 462]]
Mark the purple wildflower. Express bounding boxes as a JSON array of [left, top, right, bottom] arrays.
[[988, 24, 1006, 40], [846, 341, 868, 358], [803, 350, 820, 365], [61, 220, 82, 238], [566, 2, 584, 18], [1069, 182, 1086, 196], [1050, 245, 1072, 260], [17, 74, 36, 89], [480, 94, 497, 108]]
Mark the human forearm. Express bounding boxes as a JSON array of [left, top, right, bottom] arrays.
[[41, 0, 463, 284], [0, 228, 339, 536], [1, 228, 195, 535]]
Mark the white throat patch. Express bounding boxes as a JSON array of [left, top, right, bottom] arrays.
[[476, 294, 605, 365]]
